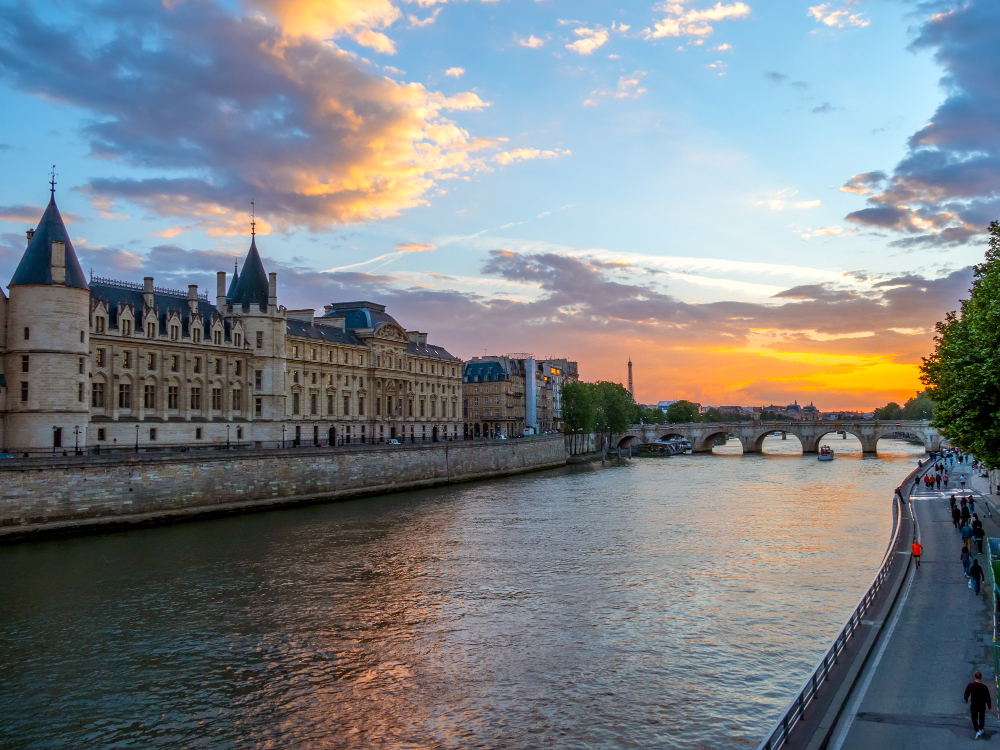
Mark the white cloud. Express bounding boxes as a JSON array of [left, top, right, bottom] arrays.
[[798, 225, 846, 238], [584, 71, 648, 106], [756, 189, 821, 211], [517, 34, 545, 48], [565, 25, 609, 55], [407, 8, 441, 27], [807, 2, 870, 28], [714, 42, 732, 50], [493, 147, 571, 165], [445, 66, 465, 77], [644, 2, 751, 40]]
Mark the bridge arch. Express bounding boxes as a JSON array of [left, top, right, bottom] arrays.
[[805, 428, 873, 454], [744, 429, 806, 454], [693, 430, 733, 453]]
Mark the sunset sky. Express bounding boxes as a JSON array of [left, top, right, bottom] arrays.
[[1, 0, 996, 408]]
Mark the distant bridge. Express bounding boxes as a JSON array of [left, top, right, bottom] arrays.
[[615, 420, 941, 455]]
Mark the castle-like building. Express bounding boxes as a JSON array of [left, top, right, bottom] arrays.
[[0, 189, 462, 453]]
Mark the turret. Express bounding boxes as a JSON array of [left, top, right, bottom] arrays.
[[4, 182, 91, 452]]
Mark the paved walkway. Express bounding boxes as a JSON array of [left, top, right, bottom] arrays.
[[828, 461, 999, 748]]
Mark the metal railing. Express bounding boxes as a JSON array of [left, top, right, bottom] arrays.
[[756, 463, 923, 750]]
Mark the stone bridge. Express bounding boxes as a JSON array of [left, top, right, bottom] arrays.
[[615, 420, 941, 455]]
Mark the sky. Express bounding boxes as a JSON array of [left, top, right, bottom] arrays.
[[0, 0, 996, 409]]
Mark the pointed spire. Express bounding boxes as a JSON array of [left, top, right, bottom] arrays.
[[226, 258, 240, 300], [229, 232, 269, 310], [9, 180, 88, 290]]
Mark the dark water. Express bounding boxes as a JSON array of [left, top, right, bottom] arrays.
[[0, 436, 923, 749]]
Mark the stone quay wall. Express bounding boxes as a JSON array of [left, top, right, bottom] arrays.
[[0, 436, 567, 539]]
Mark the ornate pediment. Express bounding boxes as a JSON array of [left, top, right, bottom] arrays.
[[376, 322, 408, 343]]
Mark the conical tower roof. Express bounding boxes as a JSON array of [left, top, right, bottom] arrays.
[[9, 193, 89, 290], [226, 260, 240, 299], [229, 236, 269, 309]]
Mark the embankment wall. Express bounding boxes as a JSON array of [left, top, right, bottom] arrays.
[[0, 437, 566, 538]]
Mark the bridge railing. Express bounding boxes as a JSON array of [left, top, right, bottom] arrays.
[[755, 461, 924, 750]]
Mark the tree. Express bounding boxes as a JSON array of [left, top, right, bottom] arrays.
[[920, 220, 1000, 468], [873, 401, 903, 420], [666, 400, 700, 424], [701, 407, 724, 423], [561, 381, 597, 434], [901, 392, 935, 420], [639, 407, 666, 424], [592, 381, 638, 457]]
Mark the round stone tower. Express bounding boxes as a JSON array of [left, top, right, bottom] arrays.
[[4, 187, 91, 452]]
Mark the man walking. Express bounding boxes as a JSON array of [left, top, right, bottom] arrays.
[[912, 539, 923, 569], [970, 558, 985, 596], [962, 521, 974, 552], [964, 670, 992, 738]]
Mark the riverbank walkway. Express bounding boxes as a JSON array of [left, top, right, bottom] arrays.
[[808, 467, 999, 748]]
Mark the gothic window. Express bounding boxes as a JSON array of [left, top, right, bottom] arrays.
[[143, 385, 156, 409], [168, 386, 179, 410], [212, 388, 222, 411], [92, 382, 105, 408], [118, 383, 131, 409], [191, 387, 202, 410], [233, 389, 242, 411]]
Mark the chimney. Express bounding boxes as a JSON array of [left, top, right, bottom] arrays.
[[51, 240, 66, 285], [188, 284, 199, 315], [26, 229, 34, 245], [268, 272, 277, 308], [143, 276, 154, 310], [216, 271, 227, 310]]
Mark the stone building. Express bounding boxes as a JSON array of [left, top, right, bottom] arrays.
[[0, 190, 462, 452], [462, 355, 578, 437]]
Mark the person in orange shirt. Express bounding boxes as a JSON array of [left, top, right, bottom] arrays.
[[912, 539, 923, 569]]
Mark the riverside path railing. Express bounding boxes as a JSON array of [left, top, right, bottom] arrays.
[[756, 462, 923, 750]]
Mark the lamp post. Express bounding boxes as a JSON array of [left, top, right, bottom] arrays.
[[135, 423, 139, 453], [282, 425, 286, 449], [74, 425, 80, 455], [52, 425, 57, 456], [227, 424, 231, 450]]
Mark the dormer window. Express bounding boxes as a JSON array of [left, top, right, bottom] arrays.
[[147, 322, 156, 338], [213, 330, 222, 345], [193, 328, 201, 343], [170, 325, 179, 341], [122, 320, 132, 336], [234, 333, 242, 347], [95, 317, 105, 333]]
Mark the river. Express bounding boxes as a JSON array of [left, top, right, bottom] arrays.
[[0, 436, 924, 749]]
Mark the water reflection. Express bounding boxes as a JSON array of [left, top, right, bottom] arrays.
[[0, 439, 923, 749]]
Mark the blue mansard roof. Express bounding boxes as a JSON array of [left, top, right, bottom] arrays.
[[229, 237, 269, 310], [89, 282, 222, 340], [9, 195, 89, 290]]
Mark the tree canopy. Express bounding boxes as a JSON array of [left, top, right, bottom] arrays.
[[920, 221, 1000, 467], [665, 400, 700, 423]]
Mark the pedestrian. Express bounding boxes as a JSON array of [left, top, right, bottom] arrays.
[[912, 539, 923, 569], [936, 474, 942, 490], [974, 525, 985, 554], [962, 546, 972, 576], [953, 506, 962, 528], [961, 474, 967, 489], [970, 558, 985, 595], [962, 523, 974, 553], [950, 494, 958, 509], [962, 504, 971, 524], [969, 496, 976, 515], [965, 670, 992, 739], [944, 471, 950, 487]]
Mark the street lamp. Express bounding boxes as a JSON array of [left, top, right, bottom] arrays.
[[227, 424, 231, 450], [135, 423, 139, 453], [52, 425, 58, 456], [74, 425, 80, 455], [282, 425, 286, 449]]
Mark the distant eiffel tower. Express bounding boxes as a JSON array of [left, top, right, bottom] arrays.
[[627, 356, 634, 398]]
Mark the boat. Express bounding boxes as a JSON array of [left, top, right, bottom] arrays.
[[657, 437, 692, 456], [817, 445, 835, 461]]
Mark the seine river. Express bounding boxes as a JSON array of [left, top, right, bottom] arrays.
[[0, 436, 923, 749]]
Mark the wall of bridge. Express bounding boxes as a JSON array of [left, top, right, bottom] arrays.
[[617, 421, 940, 455]]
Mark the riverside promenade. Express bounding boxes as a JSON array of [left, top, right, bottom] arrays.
[[784, 465, 999, 748]]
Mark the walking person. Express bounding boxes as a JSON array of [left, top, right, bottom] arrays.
[[965, 670, 992, 739], [962, 522, 974, 552], [953, 505, 962, 529], [944, 471, 950, 487], [936, 474, 942, 490], [969, 496, 976, 515], [970, 558, 985, 595], [912, 539, 923, 569], [974, 525, 986, 554], [961, 474, 967, 490], [962, 547, 972, 576]]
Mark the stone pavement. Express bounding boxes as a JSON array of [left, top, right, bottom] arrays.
[[828, 460, 999, 748]]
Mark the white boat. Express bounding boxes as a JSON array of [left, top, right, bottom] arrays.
[[657, 437, 692, 455], [818, 445, 835, 461]]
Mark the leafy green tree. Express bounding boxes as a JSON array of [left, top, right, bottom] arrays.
[[666, 400, 700, 423], [594, 381, 638, 437], [701, 407, 724, 423], [561, 381, 597, 434], [921, 220, 1000, 468], [901, 392, 935, 420], [639, 407, 666, 424], [873, 402, 903, 420]]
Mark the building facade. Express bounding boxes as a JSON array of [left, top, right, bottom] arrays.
[[0, 192, 462, 452]]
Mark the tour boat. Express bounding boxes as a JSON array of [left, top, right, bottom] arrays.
[[658, 437, 692, 456], [818, 445, 835, 461]]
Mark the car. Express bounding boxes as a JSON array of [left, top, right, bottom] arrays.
[[386, 439, 401, 445], [0, 452, 14, 459]]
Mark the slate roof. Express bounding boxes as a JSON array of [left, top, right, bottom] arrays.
[[407, 341, 460, 362], [226, 262, 240, 299], [285, 319, 365, 346], [321, 301, 400, 331], [90, 282, 222, 340], [230, 237, 269, 310], [463, 360, 508, 382], [9, 194, 89, 290]]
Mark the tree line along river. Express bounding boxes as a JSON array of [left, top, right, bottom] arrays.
[[0, 435, 923, 749]]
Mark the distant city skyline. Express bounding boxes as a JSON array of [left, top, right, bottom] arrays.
[[1, 0, 994, 409]]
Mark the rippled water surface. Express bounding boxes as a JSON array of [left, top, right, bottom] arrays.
[[0, 436, 924, 749]]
